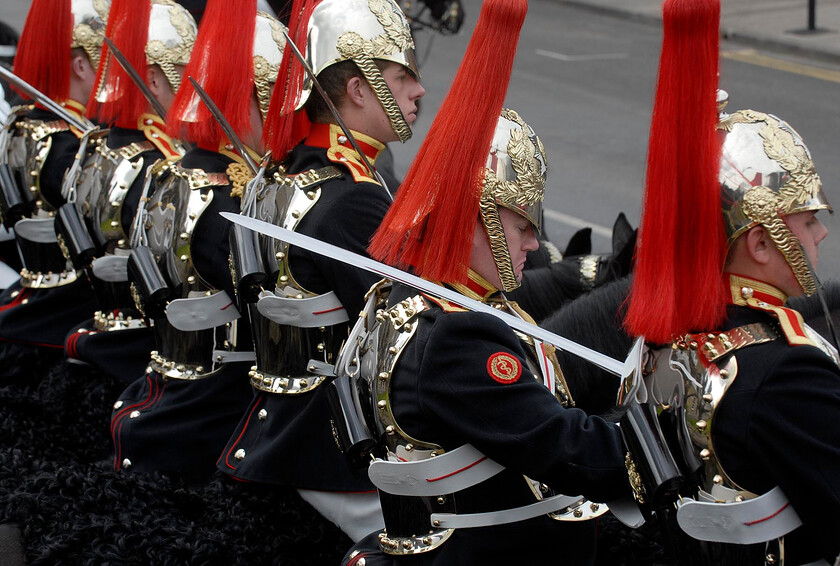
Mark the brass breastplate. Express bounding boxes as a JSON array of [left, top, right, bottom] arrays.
[[9, 116, 70, 215], [77, 139, 152, 252], [143, 161, 225, 294], [646, 323, 781, 498], [242, 167, 345, 395]]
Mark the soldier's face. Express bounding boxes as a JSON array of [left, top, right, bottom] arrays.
[[360, 62, 425, 143], [500, 207, 539, 283], [766, 210, 829, 296], [146, 64, 184, 114], [788, 210, 829, 271], [470, 207, 540, 289], [381, 62, 425, 129]]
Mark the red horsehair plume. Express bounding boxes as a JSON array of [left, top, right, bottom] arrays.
[[624, 0, 725, 343], [368, 0, 528, 283], [13, 0, 73, 103], [166, 0, 258, 150], [87, 0, 151, 127], [263, 0, 316, 160]]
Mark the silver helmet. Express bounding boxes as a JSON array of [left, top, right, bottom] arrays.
[[71, 0, 110, 69], [718, 97, 831, 296], [480, 108, 547, 292], [302, 0, 419, 142], [145, 0, 198, 93]]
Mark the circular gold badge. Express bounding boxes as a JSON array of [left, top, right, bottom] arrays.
[[487, 352, 522, 384]]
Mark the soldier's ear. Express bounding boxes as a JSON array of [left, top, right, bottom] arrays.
[[70, 50, 94, 82], [344, 76, 367, 109], [146, 65, 167, 98], [744, 225, 773, 265]]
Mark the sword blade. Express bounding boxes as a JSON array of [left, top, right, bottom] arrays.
[[103, 37, 168, 120], [220, 212, 627, 376], [187, 77, 259, 175], [0, 66, 92, 132]]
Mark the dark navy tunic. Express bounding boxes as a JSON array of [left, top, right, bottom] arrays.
[[218, 133, 390, 492]]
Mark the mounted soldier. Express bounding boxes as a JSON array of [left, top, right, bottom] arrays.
[[622, 0, 840, 563], [109, 0, 286, 482], [0, 0, 108, 369], [62, 0, 197, 383], [217, 0, 425, 541]]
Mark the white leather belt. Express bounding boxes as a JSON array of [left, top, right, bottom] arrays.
[[91, 254, 129, 282], [257, 289, 348, 327], [677, 485, 802, 544], [166, 290, 240, 331], [368, 444, 504, 497], [369, 444, 595, 530], [431, 493, 585, 529]]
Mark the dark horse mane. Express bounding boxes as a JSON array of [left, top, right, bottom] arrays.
[[542, 277, 633, 416], [789, 280, 840, 344]]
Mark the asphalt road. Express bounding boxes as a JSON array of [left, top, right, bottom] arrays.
[[394, 0, 840, 281]]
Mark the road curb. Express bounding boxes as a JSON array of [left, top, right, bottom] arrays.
[[556, 0, 840, 65]]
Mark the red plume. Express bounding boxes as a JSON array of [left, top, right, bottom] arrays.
[[86, 0, 151, 127], [13, 0, 73, 103], [368, 0, 528, 283], [263, 0, 315, 161], [167, 0, 258, 150], [624, 0, 725, 343]]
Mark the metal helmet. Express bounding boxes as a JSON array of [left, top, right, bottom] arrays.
[[718, 96, 831, 296], [254, 11, 287, 121], [169, 4, 286, 150], [479, 108, 547, 292], [302, 0, 419, 142], [146, 0, 198, 93], [72, 0, 110, 69]]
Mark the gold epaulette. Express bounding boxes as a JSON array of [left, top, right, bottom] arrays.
[[385, 294, 429, 330], [18, 119, 70, 141], [744, 299, 817, 347], [139, 119, 183, 160], [326, 146, 378, 185], [686, 322, 780, 364], [421, 293, 468, 313], [294, 166, 341, 189], [169, 162, 229, 190], [119, 141, 156, 160]]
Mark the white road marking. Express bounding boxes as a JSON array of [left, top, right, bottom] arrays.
[[536, 48, 629, 62], [544, 208, 613, 239]]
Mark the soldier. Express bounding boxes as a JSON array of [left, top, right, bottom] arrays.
[[336, 0, 631, 563], [218, 0, 425, 541], [0, 0, 108, 368], [62, 0, 197, 384], [623, 0, 840, 564], [109, 0, 286, 482]]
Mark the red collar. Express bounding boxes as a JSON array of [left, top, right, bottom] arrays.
[[726, 273, 787, 306], [138, 113, 182, 160], [448, 269, 500, 302], [304, 122, 384, 164]]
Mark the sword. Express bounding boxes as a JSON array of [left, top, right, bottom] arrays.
[[0, 65, 93, 132], [187, 77, 259, 175], [221, 211, 643, 378], [281, 30, 392, 198], [103, 37, 168, 120]]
